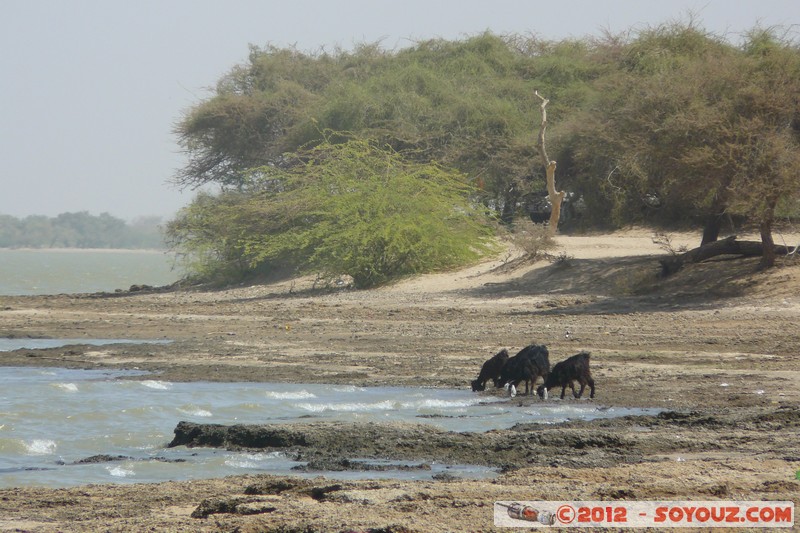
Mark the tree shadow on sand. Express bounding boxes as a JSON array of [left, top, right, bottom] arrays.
[[459, 253, 771, 315]]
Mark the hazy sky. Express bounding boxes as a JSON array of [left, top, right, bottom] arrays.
[[2, 0, 798, 221]]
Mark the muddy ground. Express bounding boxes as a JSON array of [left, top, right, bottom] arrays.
[[1, 232, 799, 532]]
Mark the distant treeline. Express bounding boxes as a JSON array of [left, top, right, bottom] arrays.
[[0, 212, 165, 249]]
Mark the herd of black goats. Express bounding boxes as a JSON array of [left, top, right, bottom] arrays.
[[471, 345, 595, 400]]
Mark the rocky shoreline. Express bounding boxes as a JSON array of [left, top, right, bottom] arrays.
[[166, 405, 800, 472]]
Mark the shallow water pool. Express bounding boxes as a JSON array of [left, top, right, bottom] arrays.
[[0, 367, 660, 488], [0, 338, 171, 352]]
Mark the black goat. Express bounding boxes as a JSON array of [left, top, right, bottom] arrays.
[[537, 351, 595, 399], [496, 344, 550, 396], [471, 349, 509, 391]]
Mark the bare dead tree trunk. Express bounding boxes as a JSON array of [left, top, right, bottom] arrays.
[[534, 91, 565, 235], [759, 195, 779, 269]]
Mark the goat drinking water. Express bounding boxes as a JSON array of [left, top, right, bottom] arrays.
[[471, 349, 509, 391]]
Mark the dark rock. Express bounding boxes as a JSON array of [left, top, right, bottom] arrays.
[[431, 472, 460, 482], [169, 421, 309, 449], [71, 454, 131, 465], [308, 484, 344, 501], [244, 478, 313, 495], [291, 457, 431, 473], [191, 497, 276, 518]]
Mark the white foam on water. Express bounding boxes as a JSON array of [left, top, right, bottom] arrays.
[[231, 402, 263, 411], [294, 399, 400, 413], [265, 390, 316, 400], [177, 406, 213, 417], [332, 385, 366, 393], [224, 456, 259, 469], [525, 405, 655, 423], [405, 398, 483, 410], [141, 380, 172, 390], [107, 465, 135, 478], [24, 439, 57, 455], [53, 383, 79, 393], [263, 451, 286, 459], [224, 451, 287, 469]]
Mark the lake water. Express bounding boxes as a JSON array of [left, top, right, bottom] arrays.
[[0, 248, 182, 296], [0, 365, 661, 488], [0, 338, 173, 352]]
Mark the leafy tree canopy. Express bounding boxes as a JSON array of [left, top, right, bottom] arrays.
[[170, 24, 800, 281], [174, 33, 607, 218], [167, 138, 497, 288]]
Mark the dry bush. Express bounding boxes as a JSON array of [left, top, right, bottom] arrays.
[[507, 219, 557, 259], [652, 231, 688, 256]]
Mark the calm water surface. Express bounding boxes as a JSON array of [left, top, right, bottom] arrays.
[[0, 248, 181, 295], [0, 338, 172, 352], [0, 366, 661, 488]]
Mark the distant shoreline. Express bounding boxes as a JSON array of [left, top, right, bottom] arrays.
[[0, 247, 170, 254], [0, 247, 181, 296]]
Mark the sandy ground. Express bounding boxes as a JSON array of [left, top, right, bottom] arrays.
[[1, 230, 799, 532]]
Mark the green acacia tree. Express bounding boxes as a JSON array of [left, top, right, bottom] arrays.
[[167, 138, 497, 288]]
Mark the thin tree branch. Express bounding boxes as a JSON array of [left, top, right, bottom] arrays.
[[534, 90, 551, 168]]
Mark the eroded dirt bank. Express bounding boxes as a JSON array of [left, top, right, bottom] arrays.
[[1, 233, 799, 532]]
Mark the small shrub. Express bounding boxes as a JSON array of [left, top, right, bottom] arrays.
[[553, 250, 574, 266], [652, 231, 688, 256], [507, 219, 556, 259]]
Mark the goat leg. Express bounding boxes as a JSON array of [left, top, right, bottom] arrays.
[[568, 381, 578, 399]]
